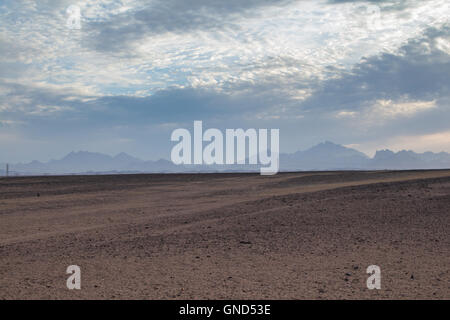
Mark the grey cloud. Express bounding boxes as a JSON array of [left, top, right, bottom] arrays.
[[327, 0, 415, 16], [0, 81, 286, 128], [83, 84, 297, 127], [85, 0, 295, 53], [299, 26, 450, 113]]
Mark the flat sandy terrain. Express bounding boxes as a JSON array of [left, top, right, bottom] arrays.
[[0, 170, 449, 299]]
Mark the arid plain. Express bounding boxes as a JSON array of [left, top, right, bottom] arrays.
[[0, 170, 449, 299]]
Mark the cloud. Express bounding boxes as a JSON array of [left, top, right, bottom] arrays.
[[335, 111, 357, 118], [299, 26, 450, 114], [371, 98, 436, 118], [357, 129, 450, 155], [85, 0, 295, 53], [0, 0, 449, 162]]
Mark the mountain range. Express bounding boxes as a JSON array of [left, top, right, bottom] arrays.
[[1, 141, 450, 175]]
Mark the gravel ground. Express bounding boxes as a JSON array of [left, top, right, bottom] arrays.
[[0, 170, 449, 299]]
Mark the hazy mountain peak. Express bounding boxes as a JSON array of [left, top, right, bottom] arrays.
[[374, 149, 395, 158], [314, 141, 339, 147], [62, 151, 112, 161], [114, 152, 140, 163], [306, 141, 369, 158]]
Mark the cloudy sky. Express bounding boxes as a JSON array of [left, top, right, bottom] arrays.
[[0, 0, 449, 162]]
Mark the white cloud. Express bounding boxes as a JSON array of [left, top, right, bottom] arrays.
[[371, 98, 437, 118], [359, 130, 450, 156], [335, 110, 358, 118], [436, 37, 450, 54], [29, 105, 73, 115], [0, 120, 25, 127], [387, 130, 450, 153], [1, 0, 448, 99]]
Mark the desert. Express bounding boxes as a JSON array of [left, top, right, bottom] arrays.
[[0, 170, 449, 299]]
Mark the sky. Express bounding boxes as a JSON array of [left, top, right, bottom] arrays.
[[0, 0, 449, 163]]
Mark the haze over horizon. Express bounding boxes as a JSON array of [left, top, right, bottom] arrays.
[[1, 0, 449, 163], [3, 141, 450, 175], [4, 140, 450, 164]]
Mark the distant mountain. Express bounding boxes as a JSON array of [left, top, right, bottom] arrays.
[[281, 141, 370, 170], [281, 143, 450, 170], [2, 142, 450, 176], [371, 149, 450, 169], [9, 151, 179, 175]]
